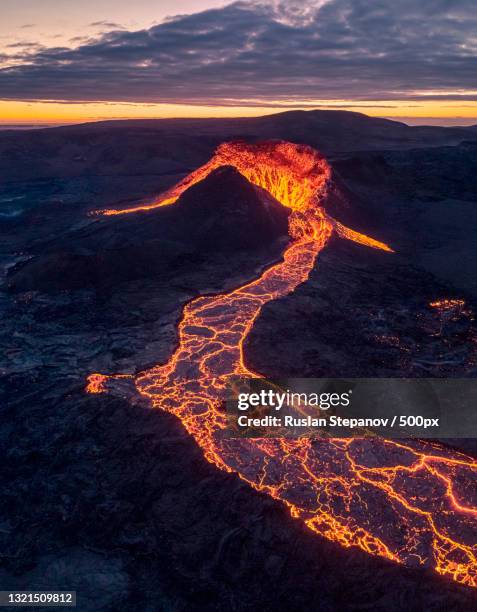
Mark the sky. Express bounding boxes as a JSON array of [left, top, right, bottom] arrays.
[[1, 0, 476, 126]]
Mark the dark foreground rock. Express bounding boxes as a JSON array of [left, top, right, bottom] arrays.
[[2, 380, 476, 611]]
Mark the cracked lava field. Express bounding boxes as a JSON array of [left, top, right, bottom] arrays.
[[87, 141, 477, 588]]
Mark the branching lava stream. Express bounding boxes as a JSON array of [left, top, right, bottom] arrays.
[[88, 142, 477, 588]]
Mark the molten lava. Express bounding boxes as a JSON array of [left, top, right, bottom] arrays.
[[88, 141, 476, 588], [96, 141, 332, 216]]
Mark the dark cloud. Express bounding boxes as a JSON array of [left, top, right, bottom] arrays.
[[89, 21, 125, 29], [0, 0, 476, 104], [6, 42, 43, 49]]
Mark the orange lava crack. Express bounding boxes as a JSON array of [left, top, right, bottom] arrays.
[[87, 141, 476, 587]]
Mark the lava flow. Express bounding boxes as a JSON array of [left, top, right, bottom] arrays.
[[88, 141, 477, 588]]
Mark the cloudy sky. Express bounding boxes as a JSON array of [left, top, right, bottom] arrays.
[[1, 0, 476, 125]]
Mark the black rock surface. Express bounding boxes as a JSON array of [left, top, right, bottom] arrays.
[[172, 165, 290, 250], [6, 166, 289, 293]]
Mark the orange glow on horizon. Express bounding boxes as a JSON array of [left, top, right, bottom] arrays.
[[1, 99, 477, 126]]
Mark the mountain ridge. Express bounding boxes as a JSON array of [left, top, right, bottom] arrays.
[[2, 109, 476, 183]]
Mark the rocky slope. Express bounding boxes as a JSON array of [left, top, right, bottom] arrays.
[[6, 166, 289, 293]]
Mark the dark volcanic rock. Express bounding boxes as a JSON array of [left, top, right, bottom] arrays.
[[327, 142, 477, 296], [246, 237, 477, 380], [1, 382, 475, 611], [7, 166, 289, 293], [172, 165, 290, 250]]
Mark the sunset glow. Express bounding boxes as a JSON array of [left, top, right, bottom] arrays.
[[1, 99, 477, 127], [1, 0, 476, 127]]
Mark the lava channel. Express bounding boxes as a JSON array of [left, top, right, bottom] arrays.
[[88, 141, 477, 588]]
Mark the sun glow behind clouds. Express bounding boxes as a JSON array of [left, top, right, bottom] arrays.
[[1, 0, 477, 126]]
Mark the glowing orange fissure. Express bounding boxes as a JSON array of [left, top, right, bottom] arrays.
[[87, 141, 476, 588]]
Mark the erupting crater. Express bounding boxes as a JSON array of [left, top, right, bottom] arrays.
[[88, 141, 477, 588]]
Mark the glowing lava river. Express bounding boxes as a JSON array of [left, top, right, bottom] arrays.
[[87, 141, 477, 588]]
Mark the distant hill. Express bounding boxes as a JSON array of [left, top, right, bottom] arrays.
[[1, 110, 476, 182]]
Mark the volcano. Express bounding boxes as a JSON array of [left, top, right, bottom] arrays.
[[87, 140, 477, 590], [7, 164, 289, 293], [2, 113, 477, 610], [167, 165, 290, 250]]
